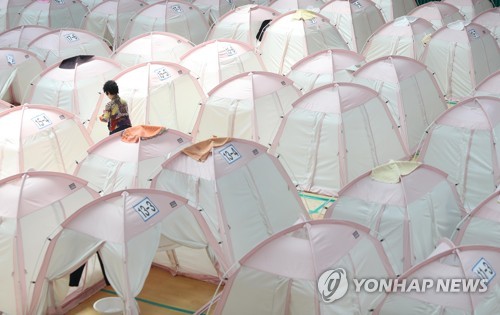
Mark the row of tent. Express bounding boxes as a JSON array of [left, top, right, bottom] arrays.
[[4, 136, 500, 313]]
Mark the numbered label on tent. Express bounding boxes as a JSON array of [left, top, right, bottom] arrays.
[[32, 114, 52, 129], [64, 33, 80, 42], [133, 197, 159, 222], [54, 0, 65, 4], [473, 257, 496, 285], [468, 29, 480, 39], [6, 54, 15, 65], [154, 67, 171, 81], [351, 1, 363, 9], [219, 144, 241, 164], [170, 4, 183, 13]]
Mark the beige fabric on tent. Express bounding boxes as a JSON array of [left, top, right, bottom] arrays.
[[442, 0, 493, 21], [408, 1, 465, 29], [181, 136, 230, 161], [0, 0, 31, 32], [371, 0, 416, 22], [472, 7, 500, 45], [16, 0, 88, 29], [370, 160, 421, 184]]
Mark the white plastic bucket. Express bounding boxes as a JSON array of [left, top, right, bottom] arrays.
[[93, 297, 124, 315]]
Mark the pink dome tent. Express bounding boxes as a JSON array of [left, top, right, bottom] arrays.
[[191, 71, 302, 146], [374, 240, 500, 315], [112, 31, 194, 68], [442, 0, 493, 21], [474, 70, 500, 98], [268, 0, 324, 14], [207, 220, 395, 315], [319, 0, 386, 53], [286, 49, 365, 93], [352, 55, 447, 153], [454, 190, 500, 247], [26, 28, 112, 66], [151, 137, 309, 276], [421, 20, 500, 102], [417, 96, 500, 211], [180, 39, 266, 93], [0, 0, 31, 32], [325, 160, 466, 274], [207, 4, 279, 47], [269, 82, 409, 196], [28, 189, 222, 315], [74, 126, 192, 194], [0, 104, 93, 179], [361, 15, 435, 62], [408, 1, 465, 29], [0, 171, 99, 315], [0, 48, 45, 105], [121, 0, 210, 45], [371, 0, 417, 22], [472, 7, 500, 44], [87, 61, 206, 141], [81, 0, 148, 49], [190, 0, 253, 22], [16, 0, 89, 29], [0, 25, 52, 49], [258, 10, 349, 74], [23, 55, 123, 125]]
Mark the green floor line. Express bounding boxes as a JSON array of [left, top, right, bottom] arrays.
[[299, 192, 336, 203], [100, 289, 198, 314]]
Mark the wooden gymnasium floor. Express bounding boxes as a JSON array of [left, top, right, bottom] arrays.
[[67, 194, 329, 314], [67, 265, 219, 314]]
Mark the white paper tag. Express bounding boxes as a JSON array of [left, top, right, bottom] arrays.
[[6, 54, 15, 65], [32, 114, 52, 129], [133, 197, 160, 222], [219, 144, 241, 164], [472, 257, 496, 285], [64, 33, 80, 42], [154, 67, 171, 81]]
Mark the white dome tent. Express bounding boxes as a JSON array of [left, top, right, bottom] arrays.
[[442, 0, 493, 21], [454, 190, 500, 247], [374, 239, 500, 315], [417, 96, 500, 211], [87, 61, 206, 142], [0, 0, 31, 32], [352, 55, 448, 153], [269, 82, 409, 196], [325, 160, 466, 275], [28, 189, 223, 315], [151, 137, 310, 275], [420, 20, 500, 102], [16, 0, 89, 29], [361, 15, 435, 62], [0, 171, 99, 315], [258, 10, 349, 74], [26, 28, 113, 66], [474, 70, 500, 98], [23, 55, 123, 125], [371, 0, 417, 22], [268, 0, 325, 14], [191, 71, 301, 146], [207, 220, 395, 315], [286, 49, 365, 93], [206, 4, 279, 47], [0, 48, 45, 105], [0, 25, 52, 49], [0, 104, 93, 179], [180, 39, 266, 93], [190, 0, 253, 22], [472, 7, 500, 44], [112, 31, 194, 68], [408, 1, 465, 29], [81, 0, 148, 49], [74, 125, 192, 195], [319, 0, 386, 53], [121, 0, 210, 45]]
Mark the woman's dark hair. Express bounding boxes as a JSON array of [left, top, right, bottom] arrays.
[[103, 80, 119, 95]]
